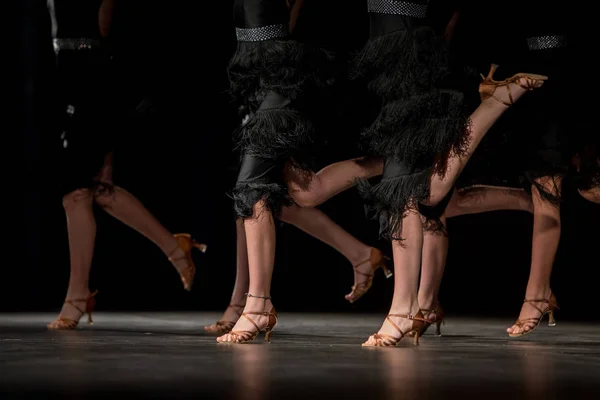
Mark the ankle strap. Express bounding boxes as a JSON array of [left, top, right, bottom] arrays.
[[246, 293, 271, 300]]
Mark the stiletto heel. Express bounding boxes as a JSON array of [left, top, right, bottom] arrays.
[[217, 294, 278, 344], [421, 305, 445, 337], [381, 260, 393, 279], [362, 311, 427, 347], [204, 303, 245, 334], [509, 293, 559, 337], [168, 233, 207, 291], [548, 310, 556, 327], [479, 63, 547, 106], [346, 248, 393, 303], [48, 290, 99, 330]]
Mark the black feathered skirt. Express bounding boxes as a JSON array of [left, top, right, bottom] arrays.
[[354, 24, 470, 240]]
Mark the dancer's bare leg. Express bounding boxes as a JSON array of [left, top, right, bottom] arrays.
[[205, 219, 250, 331], [280, 204, 373, 284], [508, 177, 562, 335], [446, 186, 533, 217], [425, 78, 544, 206], [363, 211, 423, 344], [418, 215, 448, 314], [218, 200, 276, 342], [286, 156, 383, 208], [48, 189, 96, 326], [91, 157, 189, 278]]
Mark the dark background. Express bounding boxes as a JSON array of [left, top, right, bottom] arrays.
[[13, 0, 598, 322]]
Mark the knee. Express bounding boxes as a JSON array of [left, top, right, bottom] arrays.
[[93, 189, 114, 210], [62, 189, 92, 211], [290, 190, 321, 208]]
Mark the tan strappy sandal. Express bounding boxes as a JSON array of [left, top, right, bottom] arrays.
[[168, 233, 207, 291], [479, 64, 548, 106], [47, 290, 98, 330], [345, 248, 392, 303], [509, 293, 559, 338], [421, 305, 445, 337], [216, 294, 278, 344], [362, 311, 427, 347], [204, 304, 245, 334]]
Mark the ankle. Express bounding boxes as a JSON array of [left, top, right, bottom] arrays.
[[245, 293, 273, 310], [524, 286, 552, 300], [390, 299, 420, 315], [347, 246, 372, 266], [65, 288, 91, 300], [417, 295, 438, 310]]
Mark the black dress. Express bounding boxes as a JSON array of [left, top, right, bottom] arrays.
[[229, 0, 335, 218], [354, 0, 470, 239], [50, 0, 118, 194]]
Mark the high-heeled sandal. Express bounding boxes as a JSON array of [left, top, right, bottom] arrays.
[[204, 303, 245, 334], [345, 248, 393, 303], [362, 311, 427, 347], [421, 305, 445, 337], [509, 293, 559, 338], [168, 233, 207, 291], [479, 64, 548, 106], [47, 290, 98, 330], [216, 294, 278, 344]]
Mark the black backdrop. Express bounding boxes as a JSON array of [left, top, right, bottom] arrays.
[[13, 0, 599, 322]]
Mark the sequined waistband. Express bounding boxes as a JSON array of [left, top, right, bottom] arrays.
[[527, 35, 567, 51], [53, 38, 103, 53], [367, 0, 428, 18], [235, 24, 289, 42]]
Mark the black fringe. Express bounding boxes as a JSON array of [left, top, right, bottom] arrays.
[[228, 39, 336, 111], [235, 108, 314, 169], [352, 26, 449, 99], [361, 90, 471, 177], [357, 168, 431, 241], [232, 181, 292, 219]]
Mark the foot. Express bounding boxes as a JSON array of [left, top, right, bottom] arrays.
[[345, 248, 391, 303], [47, 290, 91, 329], [204, 303, 245, 334], [482, 76, 545, 108], [168, 246, 193, 285], [167, 233, 206, 291], [507, 289, 556, 336], [217, 295, 276, 343], [363, 305, 424, 347]]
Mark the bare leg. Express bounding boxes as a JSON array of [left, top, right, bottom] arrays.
[[217, 201, 276, 342], [426, 78, 544, 206], [205, 219, 250, 332], [418, 215, 448, 312], [286, 157, 383, 208], [280, 204, 372, 270], [446, 186, 533, 217], [363, 211, 423, 345], [508, 177, 562, 335], [285, 160, 386, 301], [93, 186, 192, 278], [48, 189, 96, 326]]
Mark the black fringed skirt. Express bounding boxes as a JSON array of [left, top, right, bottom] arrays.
[[229, 39, 336, 219], [354, 22, 471, 240]]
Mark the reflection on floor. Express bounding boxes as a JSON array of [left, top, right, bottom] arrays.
[[1, 313, 599, 399]]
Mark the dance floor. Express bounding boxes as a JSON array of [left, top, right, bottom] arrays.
[[1, 313, 599, 399]]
